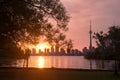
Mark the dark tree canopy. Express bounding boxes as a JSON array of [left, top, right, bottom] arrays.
[[108, 26, 120, 59], [0, 0, 70, 58], [93, 26, 120, 75], [88, 26, 120, 60]]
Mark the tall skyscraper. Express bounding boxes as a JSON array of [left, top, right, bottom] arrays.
[[32, 48, 36, 54], [55, 45, 59, 54], [51, 46, 54, 54], [89, 20, 92, 51], [89, 20, 92, 69]]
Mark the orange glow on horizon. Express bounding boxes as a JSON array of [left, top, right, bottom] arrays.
[[26, 42, 51, 53], [36, 43, 51, 52]]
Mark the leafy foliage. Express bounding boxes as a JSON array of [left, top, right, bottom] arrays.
[[88, 26, 120, 60], [0, 0, 70, 58]]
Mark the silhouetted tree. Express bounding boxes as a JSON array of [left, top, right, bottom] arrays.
[[0, 0, 69, 58], [47, 31, 67, 53], [93, 31, 108, 69], [45, 28, 73, 54], [94, 26, 120, 76], [108, 26, 120, 76]]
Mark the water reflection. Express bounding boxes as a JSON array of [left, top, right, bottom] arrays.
[[0, 56, 115, 70], [29, 56, 93, 69], [29, 56, 114, 70], [38, 56, 44, 68]]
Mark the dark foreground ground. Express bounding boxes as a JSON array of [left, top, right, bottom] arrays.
[[0, 67, 120, 80]]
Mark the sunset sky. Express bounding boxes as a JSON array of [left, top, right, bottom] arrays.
[[61, 0, 120, 50]]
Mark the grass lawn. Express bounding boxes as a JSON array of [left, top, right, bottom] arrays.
[[0, 68, 120, 80]]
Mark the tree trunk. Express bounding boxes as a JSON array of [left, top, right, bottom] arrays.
[[114, 60, 119, 77], [90, 59, 92, 70]]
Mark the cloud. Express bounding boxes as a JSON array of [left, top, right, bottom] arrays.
[[61, 0, 120, 50]]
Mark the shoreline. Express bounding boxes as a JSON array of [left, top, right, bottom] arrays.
[[0, 67, 115, 72], [0, 67, 119, 80]]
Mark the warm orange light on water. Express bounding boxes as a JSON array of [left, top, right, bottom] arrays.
[[38, 57, 45, 68]]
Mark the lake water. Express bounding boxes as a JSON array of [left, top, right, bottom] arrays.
[[14, 56, 115, 70]]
